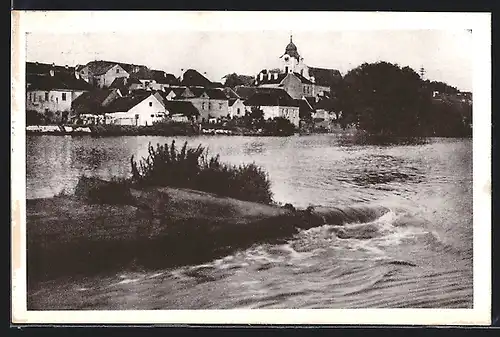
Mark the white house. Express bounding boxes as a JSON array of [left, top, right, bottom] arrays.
[[103, 93, 167, 126], [228, 98, 247, 118], [26, 68, 92, 123]]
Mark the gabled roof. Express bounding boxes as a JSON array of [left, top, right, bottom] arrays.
[[228, 98, 243, 107], [294, 72, 313, 84], [244, 89, 299, 107], [151, 70, 179, 85], [180, 69, 213, 87], [223, 87, 241, 99], [163, 100, 200, 117], [205, 88, 227, 100], [83, 60, 150, 76], [26, 62, 76, 76], [103, 93, 154, 113], [233, 86, 259, 100], [71, 88, 120, 113], [299, 98, 315, 113], [307, 67, 342, 87], [27, 73, 93, 91]]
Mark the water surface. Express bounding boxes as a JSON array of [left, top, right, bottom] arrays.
[[26, 135, 473, 309]]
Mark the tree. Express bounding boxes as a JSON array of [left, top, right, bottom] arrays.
[[340, 62, 430, 136], [222, 73, 256, 88]]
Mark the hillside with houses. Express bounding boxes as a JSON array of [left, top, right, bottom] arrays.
[[25, 35, 472, 137]]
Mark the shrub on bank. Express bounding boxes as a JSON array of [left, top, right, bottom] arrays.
[[130, 140, 273, 204]]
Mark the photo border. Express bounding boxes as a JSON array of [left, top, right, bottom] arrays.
[[10, 10, 492, 326]]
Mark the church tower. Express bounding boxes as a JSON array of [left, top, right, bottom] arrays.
[[280, 35, 306, 76]]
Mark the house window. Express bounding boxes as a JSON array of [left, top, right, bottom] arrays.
[[237, 108, 241, 114], [116, 68, 120, 74], [285, 66, 289, 73], [149, 102, 153, 107], [151, 114, 155, 118], [209, 102, 212, 109], [62, 93, 67, 101], [202, 102, 205, 110], [219, 103, 223, 110], [45, 92, 49, 101]]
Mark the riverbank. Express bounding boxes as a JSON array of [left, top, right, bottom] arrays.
[[27, 176, 388, 283]]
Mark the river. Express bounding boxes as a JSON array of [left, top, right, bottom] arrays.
[[26, 134, 473, 309]]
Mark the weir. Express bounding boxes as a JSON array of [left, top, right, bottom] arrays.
[[27, 178, 389, 282]]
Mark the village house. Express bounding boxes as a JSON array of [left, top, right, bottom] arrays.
[[102, 92, 167, 126], [109, 77, 143, 95], [223, 87, 247, 118], [229, 98, 247, 119], [78, 61, 131, 88], [70, 88, 123, 124], [26, 63, 92, 123], [244, 88, 300, 127], [161, 100, 200, 123], [174, 87, 229, 122], [255, 71, 314, 99]]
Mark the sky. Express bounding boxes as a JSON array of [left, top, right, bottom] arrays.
[[26, 30, 473, 91]]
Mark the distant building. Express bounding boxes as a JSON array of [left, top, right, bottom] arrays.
[[244, 88, 300, 127], [229, 98, 247, 119], [175, 87, 229, 122], [78, 61, 132, 88], [26, 64, 92, 123], [256, 35, 342, 99], [102, 92, 166, 126], [179, 69, 214, 88], [70, 88, 123, 124], [160, 99, 200, 123]]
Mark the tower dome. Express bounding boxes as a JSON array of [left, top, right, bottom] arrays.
[[284, 35, 300, 60]]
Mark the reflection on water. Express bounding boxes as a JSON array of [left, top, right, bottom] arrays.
[[26, 135, 472, 309]]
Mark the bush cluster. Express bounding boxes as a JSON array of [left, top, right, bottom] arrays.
[[130, 140, 273, 204]]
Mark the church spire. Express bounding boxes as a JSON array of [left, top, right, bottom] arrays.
[[290, 34, 293, 43]]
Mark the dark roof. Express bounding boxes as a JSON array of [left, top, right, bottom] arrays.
[[307, 67, 342, 87], [163, 100, 199, 117], [71, 88, 119, 113], [233, 86, 259, 100], [103, 93, 153, 113], [205, 88, 227, 100], [27, 73, 93, 91], [188, 87, 206, 98], [109, 77, 142, 94], [244, 89, 299, 107], [84, 60, 149, 76], [180, 69, 213, 87], [223, 87, 241, 99], [151, 70, 179, 85], [299, 99, 315, 113], [212, 82, 224, 88], [26, 62, 76, 76], [228, 99, 237, 107]]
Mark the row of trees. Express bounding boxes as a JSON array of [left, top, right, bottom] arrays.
[[336, 62, 471, 137]]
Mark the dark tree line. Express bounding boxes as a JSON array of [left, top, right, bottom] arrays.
[[331, 61, 471, 137]]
